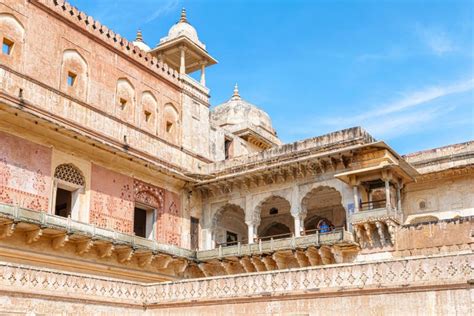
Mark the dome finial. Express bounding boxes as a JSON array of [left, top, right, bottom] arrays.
[[232, 83, 241, 100], [135, 29, 143, 42], [180, 8, 187, 23]]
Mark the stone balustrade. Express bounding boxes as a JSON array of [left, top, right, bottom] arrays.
[[351, 205, 402, 224], [0, 203, 195, 259], [197, 228, 354, 261]]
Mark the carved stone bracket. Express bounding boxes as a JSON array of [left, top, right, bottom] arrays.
[[116, 247, 134, 263], [25, 228, 42, 244], [0, 222, 16, 239], [96, 243, 114, 258], [51, 234, 69, 250], [137, 253, 155, 268], [76, 239, 94, 255]]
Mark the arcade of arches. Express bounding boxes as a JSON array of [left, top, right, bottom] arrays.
[[211, 186, 347, 248]]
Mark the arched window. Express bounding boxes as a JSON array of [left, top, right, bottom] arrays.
[[140, 91, 157, 133], [0, 13, 25, 70], [163, 103, 179, 143], [53, 164, 85, 219], [60, 49, 88, 100], [116, 78, 135, 124]]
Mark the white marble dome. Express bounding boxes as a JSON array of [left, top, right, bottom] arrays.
[[132, 40, 150, 51], [160, 8, 205, 49], [132, 30, 150, 51], [212, 84, 276, 136]]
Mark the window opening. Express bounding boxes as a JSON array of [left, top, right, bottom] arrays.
[[2, 38, 13, 55], [144, 110, 152, 122], [269, 207, 279, 215], [119, 98, 127, 110], [224, 138, 232, 160], [133, 206, 155, 239], [55, 188, 72, 218], [67, 72, 77, 87]]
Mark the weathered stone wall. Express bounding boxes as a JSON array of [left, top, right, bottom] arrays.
[[0, 0, 212, 174], [0, 130, 51, 211], [1, 288, 470, 315], [0, 252, 470, 315], [403, 172, 474, 223], [396, 217, 472, 252]]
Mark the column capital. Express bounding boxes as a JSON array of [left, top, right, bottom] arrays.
[[290, 207, 306, 219]]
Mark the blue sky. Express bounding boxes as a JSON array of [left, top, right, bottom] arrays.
[[69, 0, 473, 154]]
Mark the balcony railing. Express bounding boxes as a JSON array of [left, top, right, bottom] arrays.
[[351, 202, 402, 224], [197, 227, 354, 261], [360, 199, 387, 211], [0, 203, 195, 259]]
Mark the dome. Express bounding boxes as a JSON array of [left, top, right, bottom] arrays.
[[212, 84, 276, 136], [132, 30, 150, 51], [160, 8, 205, 49]]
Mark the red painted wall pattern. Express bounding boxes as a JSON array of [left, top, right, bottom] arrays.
[[160, 190, 182, 246], [90, 166, 182, 246], [0, 131, 51, 211], [89, 164, 134, 233]]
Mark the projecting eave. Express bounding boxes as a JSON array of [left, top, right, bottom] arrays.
[[150, 36, 218, 73], [334, 141, 419, 184]]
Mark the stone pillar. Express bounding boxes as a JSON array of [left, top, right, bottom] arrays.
[[202, 228, 213, 250], [294, 216, 301, 237], [179, 46, 187, 75], [200, 61, 207, 86], [353, 185, 360, 212], [247, 222, 255, 244], [385, 179, 391, 209], [396, 181, 402, 211]]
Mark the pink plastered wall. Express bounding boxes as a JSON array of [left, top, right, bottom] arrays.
[[159, 190, 182, 246], [90, 164, 182, 246], [89, 164, 134, 233], [0, 131, 52, 211]]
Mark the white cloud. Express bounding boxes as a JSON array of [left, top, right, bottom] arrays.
[[323, 78, 474, 127], [416, 25, 456, 56], [144, 0, 180, 24]]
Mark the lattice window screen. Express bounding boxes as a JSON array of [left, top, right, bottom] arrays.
[[54, 164, 85, 186]]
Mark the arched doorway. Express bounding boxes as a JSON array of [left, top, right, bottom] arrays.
[[256, 196, 293, 239], [301, 186, 346, 234], [213, 204, 247, 246]]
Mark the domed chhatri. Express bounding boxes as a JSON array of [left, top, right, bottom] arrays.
[[132, 29, 151, 52], [211, 84, 281, 149], [162, 8, 204, 49], [150, 8, 217, 82]]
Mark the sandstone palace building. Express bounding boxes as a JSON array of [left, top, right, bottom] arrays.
[[0, 0, 472, 314]]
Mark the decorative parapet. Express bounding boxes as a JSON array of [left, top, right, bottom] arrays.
[[208, 127, 375, 174], [351, 207, 402, 224], [181, 74, 210, 103], [197, 228, 355, 261], [403, 141, 474, 174], [0, 252, 471, 308], [32, 0, 180, 87]]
